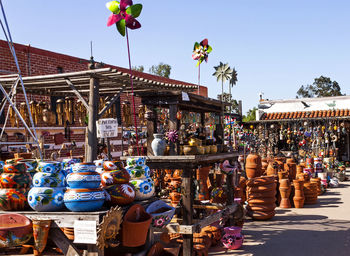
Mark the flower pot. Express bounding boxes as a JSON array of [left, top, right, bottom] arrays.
[[72, 162, 96, 173], [106, 183, 135, 205], [293, 197, 304, 208], [247, 210, 275, 220], [279, 179, 290, 188], [0, 172, 32, 189], [101, 169, 130, 187], [0, 188, 28, 211], [126, 157, 146, 167], [122, 204, 152, 247], [32, 172, 66, 188], [221, 226, 244, 250], [32, 219, 51, 256], [246, 176, 275, 187], [17, 159, 38, 178], [245, 153, 262, 179], [3, 163, 27, 173], [151, 134, 166, 156], [28, 187, 65, 212], [126, 165, 151, 179], [197, 167, 210, 200], [64, 188, 105, 212], [130, 178, 155, 200], [67, 172, 101, 189], [0, 213, 32, 248], [37, 161, 62, 174], [247, 203, 276, 212], [102, 161, 124, 171], [146, 200, 175, 228], [247, 182, 276, 193]]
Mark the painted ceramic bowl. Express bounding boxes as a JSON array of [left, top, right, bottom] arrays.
[[17, 159, 38, 172], [64, 188, 105, 212], [106, 183, 135, 205], [101, 169, 130, 187], [126, 165, 151, 179], [37, 161, 62, 174], [126, 157, 146, 168], [72, 163, 96, 173], [0, 172, 32, 189], [146, 200, 175, 228], [66, 172, 101, 189], [0, 214, 32, 248], [130, 178, 155, 200], [3, 163, 27, 173], [103, 161, 124, 171], [0, 188, 28, 211], [5, 159, 18, 165], [28, 187, 65, 212], [32, 172, 66, 188]]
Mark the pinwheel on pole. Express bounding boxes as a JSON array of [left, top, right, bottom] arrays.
[[192, 39, 212, 94], [106, 0, 142, 155]]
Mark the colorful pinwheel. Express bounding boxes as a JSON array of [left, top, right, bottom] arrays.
[[192, 39, 212, 67], [106, 0, 142, 36]]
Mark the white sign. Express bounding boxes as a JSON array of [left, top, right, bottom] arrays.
[[96, 118, 119, 138], [182, 92, 190, 101], [73, 220, 97, 244]]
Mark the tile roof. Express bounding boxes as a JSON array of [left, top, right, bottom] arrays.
[[260, 109, 350, 120]]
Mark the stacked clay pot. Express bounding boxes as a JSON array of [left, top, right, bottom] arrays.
[[310, 177, 322, 195], [293, 179, 304, 208], [245, 153, 262, 179], [64, 163, 105, 211], [246, 176, 276, 220], [101, 161, 135, 205], [279, 179, 291, 208], [0, 159, 31, 210], [285, 158, 297, 181], [28, 161, 65, 211], [303, 181, 318, 205], [126, 157, 154, 200]]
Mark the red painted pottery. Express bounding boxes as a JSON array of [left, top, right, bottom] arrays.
[[0, 188, 28, 211], [101, 169, 130, 187], [103, 161, 124, 171], [245, 153, 262, 179], [106, 183, 135, 205], [122, 204, 152, 247], [3, 163, 27, 173], [0, 172, 32, 188], [0, 213, 32, 248]]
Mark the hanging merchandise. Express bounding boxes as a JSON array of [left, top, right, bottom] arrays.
[[65, 97, 75, 125], [56, 99, 65, 126]]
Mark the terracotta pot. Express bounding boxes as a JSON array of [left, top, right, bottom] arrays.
[[296, 165, 303, 176], [279, 179, 290, 188], [101, 169, 130, 187], [106, 183, 135, 205], [247, 203, 276, 212], [221, 226, 244, 250], [293, 197, 304, 208], [248, 190, 276, 199], [247, 182, 276, 193], [245, 153, 262, 179], [0, 213, 32, 247], [247, 210, 275, 220], [247, 197, 276, 204], [33, 219, 51, 256], [122, 204, 152, 247], [246, 176, 275, 187], [278, 171, 289, 180], [197, 167, 210, 200], [183, 145, 197, 155], [293, 180, 304, 190], [266, 162, 277, 176]]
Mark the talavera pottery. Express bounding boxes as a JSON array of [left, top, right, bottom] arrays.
[[126, 165, 150, 179], [130, 178, 155, 200], [66, 172, 101, 189], [0, 213, 32, 248], [101, 169, 130, 187], [94, 159, 105, 168], [32, 172, 66, 188], [62, 158, 81, 174], [72, 162, 96, 173], [103, 161, 124, 171], [0, 188, 28, 211], [0, 172, 32, 189], [17, 159, 38, 178], [37, 161, 62, 174], [151, 133, 166, 156], [64, 188, 105, 212], [126, 157, 146, 168], [146, 200, 175, 228], [28, 187, 65, 212], [5, 159, 18, 165], [221, 226, 244, 250], [3, 163, 27, 173], [106, 183, 135, 205]]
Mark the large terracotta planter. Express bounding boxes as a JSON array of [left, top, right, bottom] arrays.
[[122, 204, 152, 247], [279, 179, 291, 208], [197, 166, 210, 200], [266, 162, 277, 176], [245, 153, 262, 179], [285, 158, 297, 180], [0, 213, 32, 248]]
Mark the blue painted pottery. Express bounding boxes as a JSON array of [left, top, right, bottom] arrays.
[[126, 165, 150, 179], [27, 187, 65, 212], [0, 161, 5, 173], [32, 171, 66, 187], [146, 200, 175, 228], [126, 157, 146, 168], [62, 158, 81, 174], [17, 159, 38, 178], [37, 161, 62, 174], [64, 188, 105, 212], [130, 178, 154, 200], [66, 172, 101, 189], [72, 163, 96, 173]]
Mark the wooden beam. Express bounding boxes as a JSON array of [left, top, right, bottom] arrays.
[[49, 222, 82, 256], [97, 84, 127, 119], [65, 78, 90, 110]]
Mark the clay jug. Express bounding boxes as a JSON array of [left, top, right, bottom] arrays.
[[245, 153, 262, 179], [286, 158, 297, 180]]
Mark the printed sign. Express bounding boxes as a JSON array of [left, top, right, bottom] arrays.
[[73, 220, 97, 244], [182, 92, 190, 101], [96, 118, 118, 138]]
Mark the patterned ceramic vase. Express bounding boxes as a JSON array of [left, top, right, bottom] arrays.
[[151, 133, 166, 156], [0, 172, 32, 189], [17, 159, 38, 178], [32, 172, 66, 188], [0, 161, 5, 173], [106, 183, 135, 205], [103, 161, 124, 171], [146, 200, 175, 228], [101, 169, 130, 187], [94, 159, 105, 169], [66, 172, 101, 189], [130, 178, 155, 200], [221, 226, 244, 250], [62, 158, 81, 175], [126, 165, 151, 180], [0, 214, 32, 248], [0, 188, 28, 211], [126, 157, 146, 168], [64, 188, 105, 212], [72, 163, 96, 173], [37, 161, 62, 174], [3, 163, 27, 173], [28, 187, 65, 211]]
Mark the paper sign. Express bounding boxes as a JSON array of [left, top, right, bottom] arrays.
[[73, 220, 97, 244], [182, 92, 190, 101], [96, 118, 118, 138]]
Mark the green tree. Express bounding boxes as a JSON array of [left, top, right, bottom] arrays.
[[149, 62, 171, 78], [213, 62, 232, 100], [243, 107, 257, 122], [296, 76, 343, 98], [132, 65, 144, 72]]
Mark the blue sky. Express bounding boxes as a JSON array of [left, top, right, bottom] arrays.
[[1, 0, 350, 113]]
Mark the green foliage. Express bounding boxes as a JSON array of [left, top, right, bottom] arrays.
[[149, 62, 171, 78], [243, 107, 257, 122], [230, 68, 238, 87], [132, 65, 145, 72], [296, 76, 343, 98]]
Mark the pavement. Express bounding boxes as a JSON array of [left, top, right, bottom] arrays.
[[210, 171, 350, 256]]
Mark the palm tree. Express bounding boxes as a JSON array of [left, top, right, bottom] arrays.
[[213, 62, 232, 101], [228, 67, 238, 111]]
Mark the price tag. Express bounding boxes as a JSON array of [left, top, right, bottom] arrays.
[[73, 220, 97, 244], [182, 92, 190, 101], [96, 118, 118, 138]]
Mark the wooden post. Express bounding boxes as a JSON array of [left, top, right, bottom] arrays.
[[86, 62, 99, 162], [226, 172, 234, 226], [169, 104, 177, 155], [182, 166, 193, 256], [106, 138, 112, 160]]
